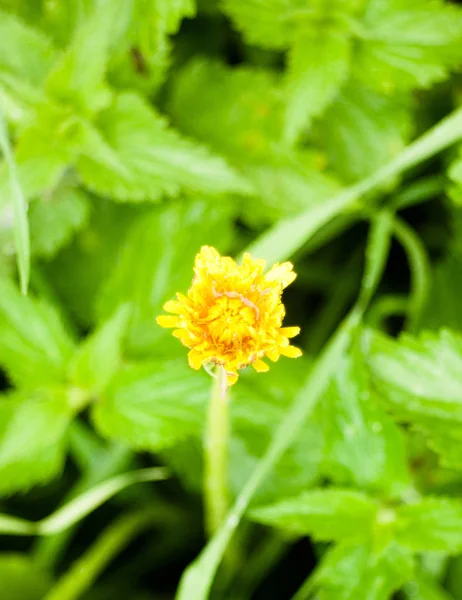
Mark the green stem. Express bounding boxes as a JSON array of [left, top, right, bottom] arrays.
[[367, 294, 409, 330], [204, 365, 230, 538], [393, 216, 431, 332]]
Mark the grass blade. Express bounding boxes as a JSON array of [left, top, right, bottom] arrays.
[[0, 467, 168, 537], [247, 107, 462, 264], [0, 107, 30, 294]]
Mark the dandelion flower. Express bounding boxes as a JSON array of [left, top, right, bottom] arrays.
[[157, 246, 302, 385]]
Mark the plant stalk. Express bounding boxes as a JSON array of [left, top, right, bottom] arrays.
[[204, 365, 230, 538]]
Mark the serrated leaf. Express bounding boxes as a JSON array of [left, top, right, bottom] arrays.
[[29, 187, 90, 258], [77, 92, 250, 202], [355, 0, 462, 92], [0, 389, 74, 495], [250, 488, 378, 542], [0, 278, 75, 388], [366, 329, 462, 423], [45, 0, 132, 113], [314, 542, 414, 600], [366, 328, 462, 468], [97, 197, 234, 356], [70, 304, 131, 395], [92, 360, 208, 450], [314, 81, 412, 181], [284, 32, 351, 143], [0, 553, 52, 599], [397, 497, 462, 553], [323, 351, 409, 497], [134, 0, 196, 54]]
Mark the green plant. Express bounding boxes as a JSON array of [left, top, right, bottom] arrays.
[[0, 1, 462, 599]]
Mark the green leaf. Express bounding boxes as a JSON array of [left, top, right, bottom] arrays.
[[355, 0, 462, 92], [250, 488, 378, 542], [97, 197, 234, 356], [0, 278, 75, 388], [314, 81, 412, 181], [45, 0, 132, 113], [29, 187, 91, 258], [133, 0, 196, 54], [0, 389, 75, 495], [314, 542, 414, 600], [366, 329, 462, 423], [70, 305, 131, 395], [77, 92, 250, 202], [221, 0, 364, 50], [366, 328, 462, 468], [168, 59, 286, 163], [0, 553, 52, 600], [404, 575, 455, 600], [323, 350, 409, 497], [0, 9, 56, 85], [416, 420, 462, 470], [243, 160, 342, 224], [43, 200, 139, 329], [168, 60, 341, 222], [284, 32, 351, 143], [221, 0, 297, 50], [418, 254, 462, 333], [108, 0, 196, 96], [92, 360, 208, 451], [397, 497, 462, 553]]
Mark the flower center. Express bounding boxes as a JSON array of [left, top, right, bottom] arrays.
[[204, 291, 260, 348]]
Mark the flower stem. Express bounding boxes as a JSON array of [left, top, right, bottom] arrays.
[[204, 365, 230, 538]]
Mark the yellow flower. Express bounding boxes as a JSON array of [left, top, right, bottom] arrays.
[[157, 246, 302, 385]]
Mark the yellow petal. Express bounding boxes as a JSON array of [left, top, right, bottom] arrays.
[[280, 326, 300, 338], [156, 315, 180, 328], [242, 253, 266, 273], [265, 262, 296, 288], [195, 245, 221, 270], [163, 300, 182, 313], [276, 334, 289, 347], [172, 329, 192, 343], [252, 358, 270, 372], [266, 347, 280, 362], [225, 371, 239, 386], [188, 350, 203, 370], [279, 345, 302, 358]]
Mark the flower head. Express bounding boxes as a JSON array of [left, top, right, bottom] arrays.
[[157, 246, 301, 385]]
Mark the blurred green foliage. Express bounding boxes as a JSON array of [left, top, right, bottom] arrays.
[[0, 0, 462, 599]]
